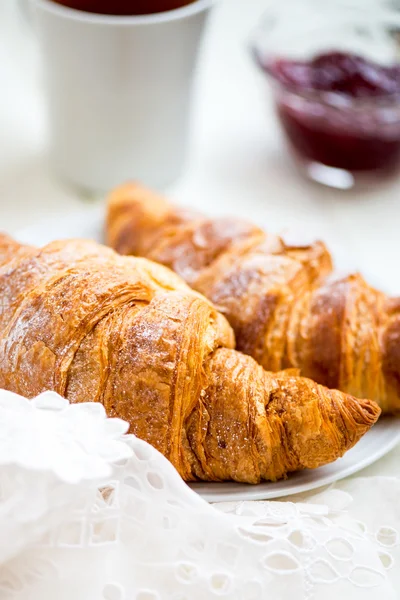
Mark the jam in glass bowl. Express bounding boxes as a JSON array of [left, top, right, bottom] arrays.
[[252, 0, 400, 189]]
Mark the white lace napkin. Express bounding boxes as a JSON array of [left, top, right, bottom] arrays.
[[0, 389, 398, 600]]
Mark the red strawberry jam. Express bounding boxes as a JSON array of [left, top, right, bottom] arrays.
[[262, 51, 400, 176]]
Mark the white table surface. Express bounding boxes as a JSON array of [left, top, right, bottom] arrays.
[[1, 0, 400, 479]]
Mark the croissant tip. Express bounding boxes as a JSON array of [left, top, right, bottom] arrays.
[[351, 395, 381, 426], [366, 398, 381, 418], [108, 181, 151, 203]]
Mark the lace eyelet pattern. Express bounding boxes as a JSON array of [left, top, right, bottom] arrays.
[[0, 389, 398, 599]]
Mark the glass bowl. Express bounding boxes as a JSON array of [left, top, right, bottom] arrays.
[[252, 0, 400, 189]]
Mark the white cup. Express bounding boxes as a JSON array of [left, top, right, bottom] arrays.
[[30, 0, 213, 193]]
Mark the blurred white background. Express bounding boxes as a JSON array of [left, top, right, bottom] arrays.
[[1, 0, 399, 294]]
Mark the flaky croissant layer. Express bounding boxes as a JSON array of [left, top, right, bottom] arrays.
[[107, 183, 400, 414], [0, 234, 380, 483]]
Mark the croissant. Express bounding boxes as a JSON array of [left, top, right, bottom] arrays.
[[106, 183, 399, 414], [0, 234, 379, 483]]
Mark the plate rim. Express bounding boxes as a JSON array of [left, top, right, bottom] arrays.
[[189, 419, 400, 502]]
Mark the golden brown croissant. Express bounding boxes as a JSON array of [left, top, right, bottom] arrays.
[[106, 183, 399, 414], [0, 233, 379, 483]]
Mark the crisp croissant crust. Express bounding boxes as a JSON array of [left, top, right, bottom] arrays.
[[0, 234, 379, 483], [107, 183, 399, 414]]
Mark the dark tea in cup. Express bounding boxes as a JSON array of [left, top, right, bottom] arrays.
[[50, 0, 196, 15]]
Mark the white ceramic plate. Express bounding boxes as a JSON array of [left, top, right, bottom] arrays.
[[15, 210, 400, 503]]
